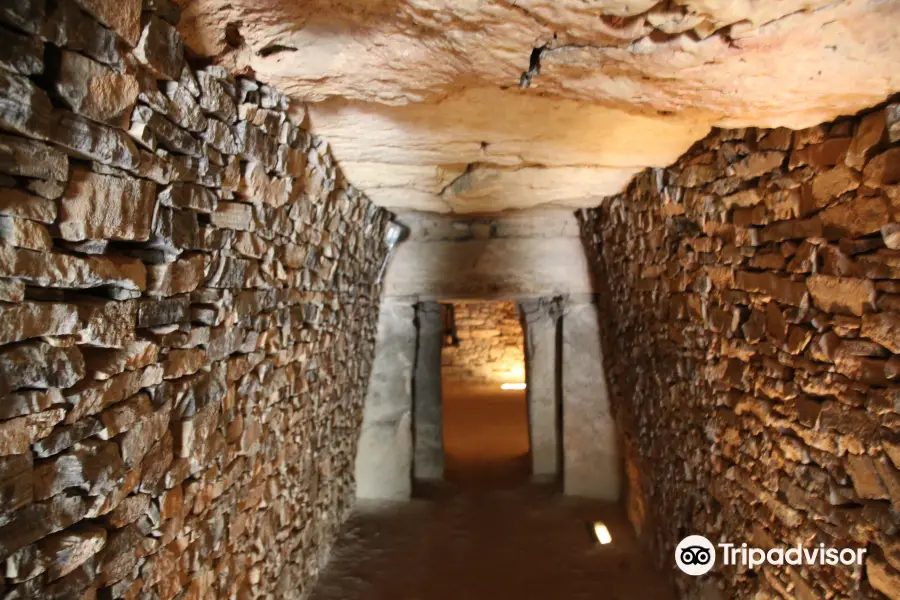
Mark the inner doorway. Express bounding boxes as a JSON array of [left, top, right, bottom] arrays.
[[439, 301, 530, 486]]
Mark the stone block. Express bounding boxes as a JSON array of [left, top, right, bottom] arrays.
[[808, 164, 860, 211], [0, 244, 146, 291], [135, 294, 189, 328], [132, 105, 202, 156], [0, 70, 55, 140], [98, 391, 152, 438], [883, 223, 900, 250], [32, 418, 103, 458], [735, 271, 808, 306], [807, 274, 877, 316], [43, 0, 121, 66], [888, 104, 900, 144], [868, 556, 900, 600], [201, 118, 240, 155], [819, 194, 889, 239], [846, 110, 886, 170], [789, 137, 850, 168], [0, 214, 51, 250], [64, 364, 161, 423], [0, 341, 84, 393], [72, 0, 141, 46], [82, 340, 159, 379], [0, 279, 25, 303], [146, 253, 205, 297], [863, 147, 900, 187], [726, 151, 785, 179], [0, 492, 89, 561], [4, 524, 106, 583], [133, 15, 182, 80], [0, 0, 44, 34], [56, 50, 138, 123], [0, 301, 79, 345], [0, 388, 62, 420], [0, 27, 43, 75], [75, 297, 137, 348], [162, 83, 207, 132], [0, 187, 57, 223], [33, 439, 125, 500], [210, 200, 253, 231], [0, 453, 33, 523], [150, 205, 199, 250], [861, 312, 900, 354], [196, 71, 237, 123], [55, 109, 141, 170]]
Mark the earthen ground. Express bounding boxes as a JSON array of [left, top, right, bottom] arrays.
[[308, 382, 675, 600]]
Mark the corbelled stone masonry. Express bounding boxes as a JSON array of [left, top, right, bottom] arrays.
[[0, 0, 390, 597], [441, 301, 525, 384], [580, 100, 900, 598]]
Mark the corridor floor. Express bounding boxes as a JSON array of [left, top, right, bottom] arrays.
[[307, 483, 675, 600], [307, 382, 675, 600]]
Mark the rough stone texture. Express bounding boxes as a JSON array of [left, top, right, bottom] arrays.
[[72, 0, 141, 46], [355, 299, 415, 500], [0, 9, 390, 598], [0, 215, 53, 250], [174, 1, 900, 213], [0, 133, 68, 180], [561, 300, 619, 500], [134, 16, 184, 81], [441, 301, 524, 384], [307, 93, 707, 213], [412, 302, 443, 481], [384, 210, 593, 300], [59, 168, 156, 241], [579, 101, 900, 598], [56, 50, 139, 124], [520, 297, 562, 480]]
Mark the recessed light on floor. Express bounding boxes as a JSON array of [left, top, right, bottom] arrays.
[[501, 383, 526, 390], [592, 522, 613, 545]]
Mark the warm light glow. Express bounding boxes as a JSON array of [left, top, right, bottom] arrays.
[[593, 522, 613, 545], [501, 383, 527, 390], [509, 365, 525, 378]]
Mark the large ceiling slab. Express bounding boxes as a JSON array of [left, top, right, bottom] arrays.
[[175, 0, 900, 213], [305, 88, 709, 212]]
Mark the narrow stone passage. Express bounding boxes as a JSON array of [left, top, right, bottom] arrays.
[[309, 381, 673, 599]]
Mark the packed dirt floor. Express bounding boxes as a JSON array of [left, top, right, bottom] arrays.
[[307, 383, 675, 600]]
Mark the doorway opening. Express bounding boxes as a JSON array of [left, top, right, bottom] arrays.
[[439, 301, 530, 486]]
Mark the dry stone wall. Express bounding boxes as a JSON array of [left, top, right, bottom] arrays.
[[0, 0, 390, 597], [580, 99, 900, 599], [441, 301, 524, 384]]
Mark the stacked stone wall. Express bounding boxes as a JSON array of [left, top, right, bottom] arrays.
[[441, 301, 525, 384], [0, 0, 390, 597], [580, 100, 900, 598]]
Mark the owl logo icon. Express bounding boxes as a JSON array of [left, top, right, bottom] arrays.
[[675, 535, 716, 576]]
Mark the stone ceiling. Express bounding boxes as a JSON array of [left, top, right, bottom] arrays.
[[175, 0, 900, 213]]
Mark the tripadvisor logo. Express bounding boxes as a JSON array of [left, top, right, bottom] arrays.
[[675, 535, 867, 576], [676, 535, 716, 576]]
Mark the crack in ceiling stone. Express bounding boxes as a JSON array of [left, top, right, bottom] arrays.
[[174, 0, 900, 213]]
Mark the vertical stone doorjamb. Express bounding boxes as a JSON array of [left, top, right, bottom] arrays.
[[560, 296, 621, 500], [520, 297, 564, 482], [355, 297, 417, 500], [413, 301, 444, 481]]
